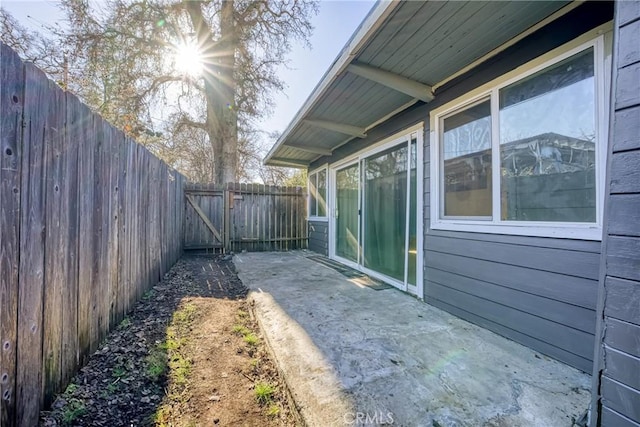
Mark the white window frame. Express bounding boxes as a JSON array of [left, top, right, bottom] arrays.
[[430, 25, 612, 241], [308, 165, 328, 221]]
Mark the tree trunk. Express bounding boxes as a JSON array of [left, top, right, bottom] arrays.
[[186, 0, 237, 184], [218, 0, 237, 184]]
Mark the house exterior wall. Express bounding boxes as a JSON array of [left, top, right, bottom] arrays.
[[308, 220, 329, 256], [307, 2, 613, 373], [592, 1, 640, 426]]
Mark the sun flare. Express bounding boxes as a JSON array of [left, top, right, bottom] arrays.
[[174, 41, 204, 77]]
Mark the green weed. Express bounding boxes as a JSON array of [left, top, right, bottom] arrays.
[[111, 365, 126, 378], [172, 303, 197, 324], [118, 317, 132, 329], [62, 398, 86, 425], [267, 404, 280, 417], [243, 333, 259, 346], [232, 324, 251, 336], [254, 382, 276, 405], [146, 346, 168, 382], [64, 383, 78, 395]]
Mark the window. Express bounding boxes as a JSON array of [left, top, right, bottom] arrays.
[[431, 34, 609, 239], [442, 99, 492, 218], [308, 168, 327, 218]]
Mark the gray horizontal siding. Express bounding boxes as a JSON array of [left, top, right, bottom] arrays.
[[428, 297, 593, 372], [308, 220, 328, 256], [604, 277, 640, 324], [424, 232, 599, 372], [604, 318, 640, 358], [601, 407, 640, 427], [604, 347, 640, 391], [601, 377, 640, 423], [592, 1, 640, 425]]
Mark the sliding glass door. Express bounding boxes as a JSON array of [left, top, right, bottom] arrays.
[[335, 163, 360, 263], [331, 132, 420, 295]]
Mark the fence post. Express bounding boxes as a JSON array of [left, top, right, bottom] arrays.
[[223, 183, 231, 253]]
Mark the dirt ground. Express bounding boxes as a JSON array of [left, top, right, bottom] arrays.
[[40, 254, 300, 427]]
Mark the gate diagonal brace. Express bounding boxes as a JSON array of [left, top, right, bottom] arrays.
[[186, 193, 223, 243]]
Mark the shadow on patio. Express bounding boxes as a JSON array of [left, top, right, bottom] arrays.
[[235, 251, 591, 427]]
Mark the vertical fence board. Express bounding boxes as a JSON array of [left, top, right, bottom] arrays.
[[142, 149, 150, 292], [107, 127, 120, 330], [77, 102, 94, 366], [94, 117, 109, 349], [16, 62, 49, 427], [62, 93, 80, 388], [0, 44, 24, 427], [42, 80, 66, 407], [117, 136, 128, 320], [125, 140, 136, 313]]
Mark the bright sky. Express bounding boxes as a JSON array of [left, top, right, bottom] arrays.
[[2, 0, 376, 139]]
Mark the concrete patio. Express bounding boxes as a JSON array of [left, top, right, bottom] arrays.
[[235, 251, 591, 427]]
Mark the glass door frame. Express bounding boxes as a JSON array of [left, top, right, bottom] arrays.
[[332, 159, 362, 268], [328, 124, 424, 298]]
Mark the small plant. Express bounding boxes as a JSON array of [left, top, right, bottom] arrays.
[[232, 324, 250, 336], [154, 405, 171, 426], [254, 382, 276, 405], [237, 310, 249, 319], [170, 354, 191, 385], [146, 346, 168, 382], [62, 398, 86, 425], [173, 303, 197, 324], [106, 381, 119, 394], [243, 333, 259, 346], [111, 365, 127, 378], [267, 404, 280, 417], [162, 335, 184, 351], [142, 289, 155, 300], [118, 317, 132, 329], [64, 383, 78, 395]]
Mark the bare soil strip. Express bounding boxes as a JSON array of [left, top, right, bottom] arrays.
[[40, 254, 299, 427]]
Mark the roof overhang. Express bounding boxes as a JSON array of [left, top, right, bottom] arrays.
[[264, 0, 578, 168]]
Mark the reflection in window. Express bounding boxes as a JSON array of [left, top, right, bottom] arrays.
[[363, 145, 408, 281], [317, 169, 327, 217], [500, 48, 596, 222], [336, 164, 359, 262], [309, 173, 318, 216], [442, 100, 492, 217], [408, 138, 417, 286], [308, 169, 327, 217]]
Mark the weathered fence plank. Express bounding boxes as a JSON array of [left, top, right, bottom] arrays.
[[0, 43, 24, 427], [62, 92, 80, 389], [77, 100, 95, 367], [42, 77, 66, 407], [16, 62, 49, 427], [107, 126, 120, 331]]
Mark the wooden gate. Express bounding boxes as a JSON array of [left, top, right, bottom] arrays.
[[183, 183, 308, 252]]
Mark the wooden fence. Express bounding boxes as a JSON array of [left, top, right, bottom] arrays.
[[184, 183, 308, 252], [0, 44, 186, 426]]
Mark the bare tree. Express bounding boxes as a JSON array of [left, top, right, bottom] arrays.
[[58, 0, 317, 183], [1, 8, 67, 86]]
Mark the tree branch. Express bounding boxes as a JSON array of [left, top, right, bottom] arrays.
[[174, 115, 208, 132]]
